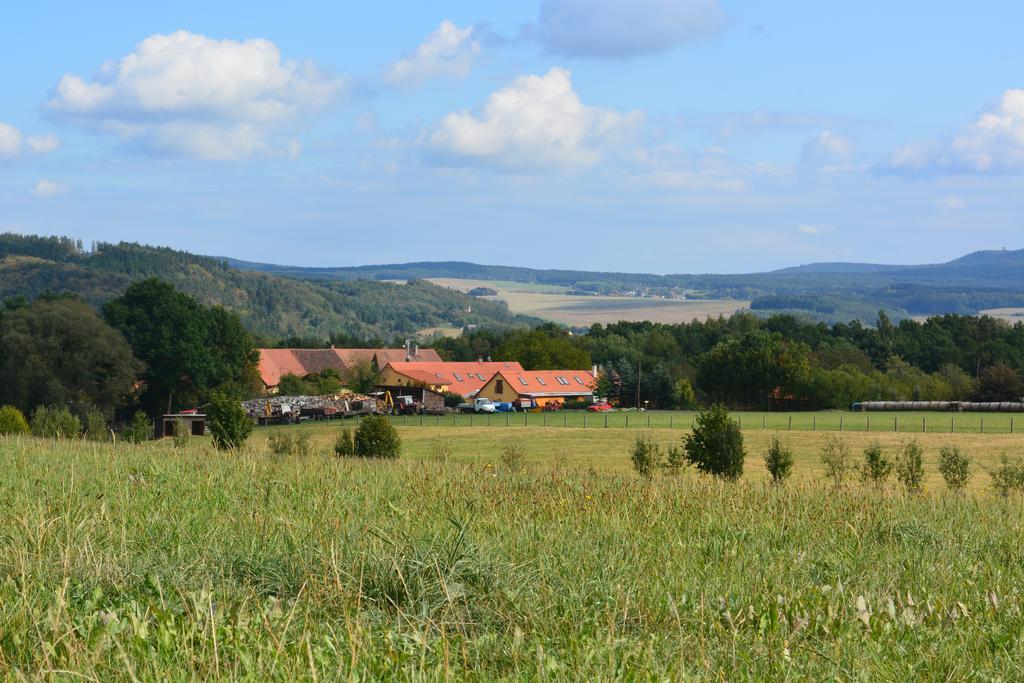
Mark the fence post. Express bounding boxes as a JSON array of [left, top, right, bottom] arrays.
[[867, 416, 870, 432], [525, 412, 528, 427], [604, 413, 608, 429], [647, 413, 651, 428], [981, 417, 984, 434], [543, 414, 547, 427], [453, 413, 457, 426], [788, 416, 792, 431], [437, 415, 440, 427], [563, 413, 567, 428], [506, 412, 510, 427], [840, 415, 843, 431], [420, 414, 423, 426], [738, 416, 742, 430], [470, 414, 473, 427], [813, 415, 816, 431], [923, 417, 926, 434], [951, 417, 954, 434], [584, 413, 587, 428], [488, 414, 491, 426], [894, 416, 898, 433], [626, 414, 629, 429], [1012, 418, 1015, 434], [670, 414, 673, 428]]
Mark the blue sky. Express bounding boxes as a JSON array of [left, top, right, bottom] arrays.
[[2, 1, 1023, 273]]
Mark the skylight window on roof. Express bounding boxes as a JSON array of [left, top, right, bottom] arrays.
[[453, 373, 463, 381], [517, 377, 528, 386], [556, 376, 569, 385], [536, 377, 546, 385], [574, 376, 585, 385]]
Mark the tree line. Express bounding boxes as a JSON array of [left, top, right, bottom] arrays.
[[433, 313, 1024, 409], [0, 279, 259, 434]]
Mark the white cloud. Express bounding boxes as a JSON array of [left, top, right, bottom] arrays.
[[26, 134, 61, 153], [797, 224, 837, 235], [533, 0, 727, 58], [0, 122, 61, 156], [47, 30, 346, 160], [384, 20, 480, 87], [886, 89, 1024, 174], [425, 67, 642, 168], [0, 122, 23, 155], [31, 179, 70, 198], [801, 130, 854, 167], [935, 196, 967, 210]]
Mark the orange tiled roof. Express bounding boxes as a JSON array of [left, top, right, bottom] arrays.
[[384, 360, 524, 397], [494, 369, 596, 396], [258, 347, 441, 387]]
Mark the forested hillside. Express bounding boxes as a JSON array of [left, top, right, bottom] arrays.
[[0, 234, 537, 341], [228, 249, 1024, 321]]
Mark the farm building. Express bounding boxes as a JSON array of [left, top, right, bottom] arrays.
[[257, 346, 441, 391], [154, 413, 206, 438], [378, 361, 525, 397], [476, 369, 596, 407]]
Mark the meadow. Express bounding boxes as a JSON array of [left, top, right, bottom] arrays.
[[2, 421, 1024, 679]]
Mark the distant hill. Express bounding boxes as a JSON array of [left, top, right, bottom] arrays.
[[227, 248, 1024, 320], [0, 234, 538, 341]]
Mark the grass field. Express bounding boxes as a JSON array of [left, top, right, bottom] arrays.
[[981, 307, 1024, 323], [384, 409, 1024, 435], [3, 423, 1024, 678], [426, 277, 748, 326]]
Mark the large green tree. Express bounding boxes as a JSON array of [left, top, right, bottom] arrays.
[[103, 279, 259, 414], [494, 323, 591, 370], [697, 331, 812, 408], [0, 297, 143, 415]]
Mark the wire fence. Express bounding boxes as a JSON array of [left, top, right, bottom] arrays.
[[378, 410, 1022, 435]]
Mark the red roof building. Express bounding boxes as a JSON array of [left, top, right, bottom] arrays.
[[378, 360, 525, 397], [258, 347, 442, 389], [477, 369, 597, 407]]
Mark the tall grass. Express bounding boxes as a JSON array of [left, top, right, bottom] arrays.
[[1, 434, 1023, 678]]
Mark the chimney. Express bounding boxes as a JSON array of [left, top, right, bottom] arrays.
[[592, 364, 599, 378]]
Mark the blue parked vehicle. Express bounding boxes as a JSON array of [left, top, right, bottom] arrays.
[[493, 402, 517, 412]]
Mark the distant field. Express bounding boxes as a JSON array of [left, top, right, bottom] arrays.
[[416, 325, 461, 339], [426, 277, 748, 325], [981, 307, 1024, 322]]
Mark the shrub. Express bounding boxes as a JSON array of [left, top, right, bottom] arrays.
[[354, 415, 401, 459], [895, 440, 924, 494], [764, 437, 793, 485], [207, 390, 253, 451], [443, 392, 463, 409], [682, 405, 745, 480], [30, 406, 81, 439], [83, 411, 111, 442], [938, 445, 971, 492], [123, 411, 152, 443], [630, 434, 663, 479], [500, 440, 526, 473], [990, 454, 1024, 498], [0, 405, 29, 436], [820, 435, 851, 489], [334, 427, 356, 457], [664, 443, 687, 476], [858, 442, 892, 484]]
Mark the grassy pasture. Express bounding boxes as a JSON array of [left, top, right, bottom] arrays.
[[383, 409, 1024, 435], [3, 427, 1024, 679]]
